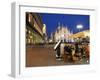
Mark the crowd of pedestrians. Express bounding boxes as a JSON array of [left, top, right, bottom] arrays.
[[54, 39, 90, 63]]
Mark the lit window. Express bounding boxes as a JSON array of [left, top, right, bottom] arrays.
[[28, 14, 31, 22]]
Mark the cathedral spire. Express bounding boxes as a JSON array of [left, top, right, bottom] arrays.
[[58, 22, 60, 27], [58, 22, 61, 30]]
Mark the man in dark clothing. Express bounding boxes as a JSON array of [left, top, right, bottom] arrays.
[[54, 40, 62, 60], [56, 44, 61, 59]]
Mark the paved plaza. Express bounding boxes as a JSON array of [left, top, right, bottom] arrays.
[[26, 44, 89, 67]]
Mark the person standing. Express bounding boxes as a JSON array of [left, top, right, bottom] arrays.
[[54, 40, 62, 60], [60, 42, 65, 58]]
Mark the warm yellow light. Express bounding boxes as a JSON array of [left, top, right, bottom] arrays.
[[43, 24, 46, 34]]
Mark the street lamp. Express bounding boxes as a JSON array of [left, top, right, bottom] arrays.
[[76, 24, 83, 42], [76, 24, 83, 32]]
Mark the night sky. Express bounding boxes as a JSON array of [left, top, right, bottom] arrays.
[[40, 13, 90, 37]]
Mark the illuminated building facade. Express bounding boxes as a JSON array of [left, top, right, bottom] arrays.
[[69, 30, 90, 43], [42, 24, 47, 43], [26, 12, 44, 44], [51, 23, 73, 43]]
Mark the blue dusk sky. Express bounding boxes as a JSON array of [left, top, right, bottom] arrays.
[[40, 13, 90, 37]]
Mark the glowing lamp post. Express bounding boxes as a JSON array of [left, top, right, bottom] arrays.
[[76, 24, 83, 42], [76, 24, 83, 32]]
